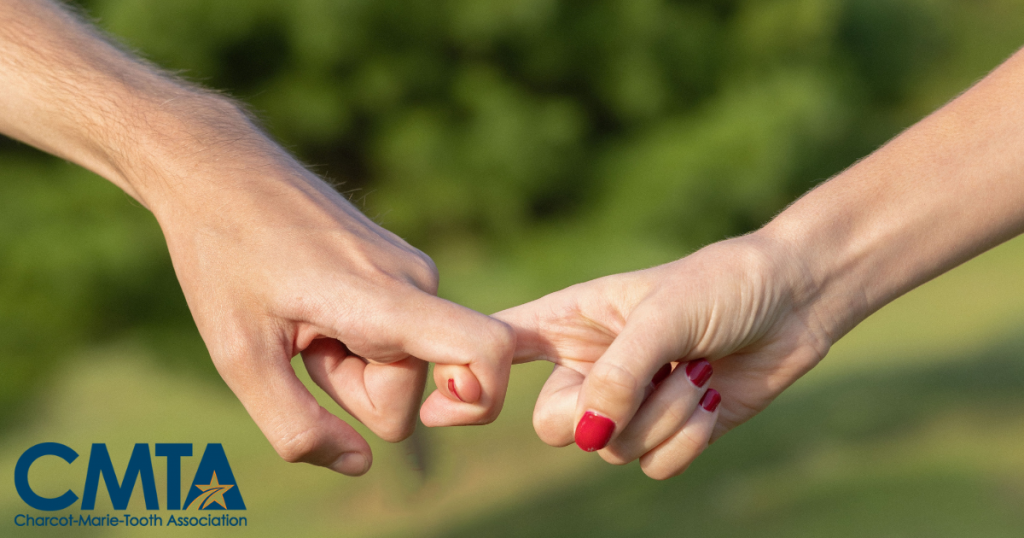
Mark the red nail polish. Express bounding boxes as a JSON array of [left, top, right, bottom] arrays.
[[685, 359, 712, 388], [448, 378, 465, 402], [700, 389, 721, 412], [574, 411, 615, 452], [652, 363, 672, 386]]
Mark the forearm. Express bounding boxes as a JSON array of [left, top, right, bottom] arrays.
[[0, 0, 325, 221], [761, 47, 1024, 342]]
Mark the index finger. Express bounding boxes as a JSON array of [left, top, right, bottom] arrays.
[[384, 293, 516, 427]]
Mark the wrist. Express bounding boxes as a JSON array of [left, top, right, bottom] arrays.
[[754, 167, 889, 344], [106, 92, 277, 209], [106, 90, 351, 229]]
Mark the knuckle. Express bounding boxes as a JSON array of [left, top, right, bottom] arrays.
[[599, 448, 632, 466], [532, 407, 573, 447], [481, 320, 517, 360], [661, 400, 691, 430], [274, 426, 326, 465], [371, 415, 415, 443], [466, 400, 503, 426], [208, 334, 254, 374], [408, 252, 439, 294], [677, 428, 709, 454], [480, 402, 504, 424], [588, 362, 642, 402], [643, 461, 689, 481]]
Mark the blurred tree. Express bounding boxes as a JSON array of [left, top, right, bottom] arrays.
[[70, 0, 960, 245]]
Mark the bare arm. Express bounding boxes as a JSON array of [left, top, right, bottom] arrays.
[[499, 47, 1024, 478], [0, 0, 514, 475], [769, 47, 1024, 341], [0, 0, 202, 202]]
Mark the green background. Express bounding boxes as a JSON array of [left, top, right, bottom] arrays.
[[3, 0, 1024, 536]]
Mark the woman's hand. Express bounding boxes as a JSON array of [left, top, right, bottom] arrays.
[[496, 234, 832, 479]]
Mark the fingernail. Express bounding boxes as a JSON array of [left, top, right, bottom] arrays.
[[574, 411, 615, 452], [699, 389, 721, 412], [685, 359, 712, 388], [652, 363, 672, 386], [448, 378, 465, 403]]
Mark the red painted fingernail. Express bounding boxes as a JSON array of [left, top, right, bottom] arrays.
[[652, 363, 672, 386], [574, 411, 615, 452], [700, 389, 721, 412], [685, 359, 712, 388], [448, 378, 465, 403]]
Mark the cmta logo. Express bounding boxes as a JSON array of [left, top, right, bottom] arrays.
[[14, 443, 245, 511]]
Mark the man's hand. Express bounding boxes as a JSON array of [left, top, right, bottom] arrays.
[[0, 0, 514, 476], [497, 236, 831, 479], [160, 155, 515, 476]]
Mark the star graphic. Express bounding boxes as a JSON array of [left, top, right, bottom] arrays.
[[186, 471, 234, 510]]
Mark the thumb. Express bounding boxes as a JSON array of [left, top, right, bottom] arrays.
[[212, 334, 373, 476], [571, 301, 697, 453]]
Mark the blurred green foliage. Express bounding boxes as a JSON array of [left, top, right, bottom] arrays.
[[71, 0, 975, 246], [2, 0, 1024, 427]]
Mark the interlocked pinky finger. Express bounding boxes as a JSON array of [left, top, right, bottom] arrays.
[[638, 389, 721, 480]]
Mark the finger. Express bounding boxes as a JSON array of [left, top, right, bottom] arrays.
[[492, 301, 558, 364], [603, 360, 712, 464], [493, 290, 620, 365], [302, 338, 427, 442], [532, 364, 586, 446], [213, 337, 373, 476], [573, 301, 695, 452], [323, 287, 514, 427], [702, 345, 824, 443], [433, 363, 481, 404], [639, 388, 721, 480], [387, 294, 513, 427]]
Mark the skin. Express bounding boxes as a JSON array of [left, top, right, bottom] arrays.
[[0, 0, 514, 476], [499, 46, 1024, 479]]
